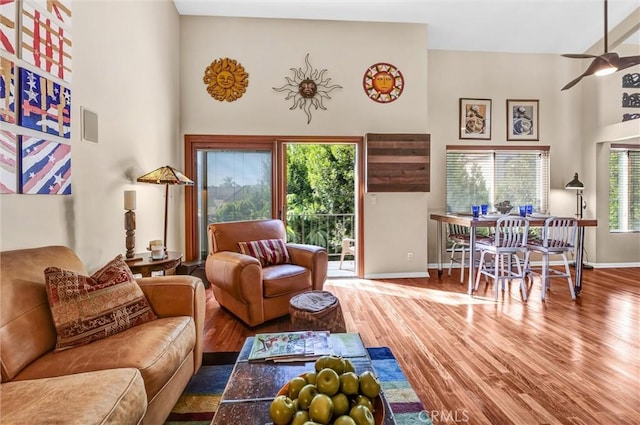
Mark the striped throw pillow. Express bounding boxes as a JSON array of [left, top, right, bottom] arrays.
[[44, 254, 157, 351], [238, 238, 290, 267]]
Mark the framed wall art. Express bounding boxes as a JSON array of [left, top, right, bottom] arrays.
[[507, 99, 539, 141], [459, 98, 491, 140]]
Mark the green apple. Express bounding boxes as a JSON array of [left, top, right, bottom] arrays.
[[309, 393, 334, 425], [354, 394, 374, 413], [343, 358, 356, 374], [290, 410, 310, 425], [269, 395, 295, 425], [305, 371, 317, 385], [349, 404, 374, 425], [288, 376, 308, 400], [315, 355, 345, 374], [358, 371, 381, 399], [298, 384, 319, 410], [339, 371, 359, 396], [331, 392, 350, 417], [316, 368, 340, 396], [334, 415, 357, 425], [324, 356, 346, 375]]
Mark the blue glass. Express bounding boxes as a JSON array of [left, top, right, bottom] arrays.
[[481, 204, 488, 215], [519, 206, 527, 217], [526, 205, 533, 215], [471, 205, 480, 218]]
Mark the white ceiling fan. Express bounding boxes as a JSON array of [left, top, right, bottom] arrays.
[[561, 0, 640, 91]]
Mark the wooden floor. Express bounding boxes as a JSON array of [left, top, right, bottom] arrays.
[[202, 267, 640, 425]]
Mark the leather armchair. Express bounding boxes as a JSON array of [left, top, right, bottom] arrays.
[[205, 219, 328, 327]]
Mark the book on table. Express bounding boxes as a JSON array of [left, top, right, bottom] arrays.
[[247, 331, 367, 362], [248, 330, 331, 362]]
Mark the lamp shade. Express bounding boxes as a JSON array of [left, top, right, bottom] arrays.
[[565, 173, 584, 190], [136, 165, 194, 186]]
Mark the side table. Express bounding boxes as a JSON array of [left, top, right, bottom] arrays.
[[124, 251, 182, 277]]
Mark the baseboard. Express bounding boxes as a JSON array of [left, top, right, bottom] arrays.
[[364, 271, 430, 279]]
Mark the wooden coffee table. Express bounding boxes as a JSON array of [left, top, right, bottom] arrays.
[[211, 333, 397, 424]]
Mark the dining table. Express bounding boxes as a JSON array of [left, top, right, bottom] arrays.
[[430, 212, 598, 297]]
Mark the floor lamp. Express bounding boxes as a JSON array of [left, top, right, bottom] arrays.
[[565, 173, 593, 269], [137, 165, 194, 255]]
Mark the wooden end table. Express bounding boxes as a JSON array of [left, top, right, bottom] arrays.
[[124, 251, 182, 277]]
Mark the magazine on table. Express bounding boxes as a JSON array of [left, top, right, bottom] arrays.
[[248, 330, 332, 362]]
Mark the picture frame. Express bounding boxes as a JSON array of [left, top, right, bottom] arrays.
[[459, 98, 491, 140], [507, 99, 539, 141]]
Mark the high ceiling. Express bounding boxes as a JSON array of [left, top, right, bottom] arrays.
[[173, 0, 640, 55]]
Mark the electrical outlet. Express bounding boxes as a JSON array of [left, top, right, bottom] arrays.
[[407, 252, 414, 261]]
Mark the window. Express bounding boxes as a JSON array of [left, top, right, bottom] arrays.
[[609, 144, 640, 232], [446, 146, 550, 214]]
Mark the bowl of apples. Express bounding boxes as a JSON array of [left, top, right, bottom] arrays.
[[270, 355, 384, 425]]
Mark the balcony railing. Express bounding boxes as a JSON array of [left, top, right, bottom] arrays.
[[285, 213, 355, 262]]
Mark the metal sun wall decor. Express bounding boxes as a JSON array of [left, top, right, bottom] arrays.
[[203, 57, 249, 102], [273, 53, 342, 124], [363, 62, 404, 103]]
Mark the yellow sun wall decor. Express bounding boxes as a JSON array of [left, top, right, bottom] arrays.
[[363, 62, 404, 103], [273, 53, 342, 124], [203, 58, 249, 102]]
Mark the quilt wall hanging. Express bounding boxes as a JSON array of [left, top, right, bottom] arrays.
[[0, 0, 72, 195], [273, 53, 342, 124]]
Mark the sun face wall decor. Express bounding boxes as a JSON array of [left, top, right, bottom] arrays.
[[363, 62, 404, 103], [273, 53, 342, 124], [203, 58, 249, 102]]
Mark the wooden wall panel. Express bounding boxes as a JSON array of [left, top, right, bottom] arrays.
[[366, 133, 430, 192]]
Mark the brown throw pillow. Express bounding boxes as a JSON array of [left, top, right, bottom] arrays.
[[238, 238, 290, 267], [44, 254, 157, 351]]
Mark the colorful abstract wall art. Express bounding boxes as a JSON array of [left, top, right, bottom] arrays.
[[19, 67, 71, 138], [20, 135, 71, 194], [0, 130, 17, 194], [0, 57, 16, 123], [21, 0, 72, 82], [0, 0, 17, 55]]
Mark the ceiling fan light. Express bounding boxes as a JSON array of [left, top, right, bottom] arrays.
[[595, 65, 617, 76]]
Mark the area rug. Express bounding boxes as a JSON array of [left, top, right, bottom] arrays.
[[165, 348, 429, 424]]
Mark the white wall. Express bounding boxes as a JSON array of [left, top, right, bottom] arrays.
[[179, 17, 430, 277], [0, 0, 182, 271]]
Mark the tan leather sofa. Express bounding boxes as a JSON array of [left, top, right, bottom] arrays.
[[0, 246, 206, 425], [205, 219, 328, 327]]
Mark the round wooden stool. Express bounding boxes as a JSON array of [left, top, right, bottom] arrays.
[[289, 290, 346, 333]]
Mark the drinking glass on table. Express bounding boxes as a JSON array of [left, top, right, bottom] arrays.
[[519, 206, 527, 217], [481, 204, 488, 215], [472, 205, 480, 218]]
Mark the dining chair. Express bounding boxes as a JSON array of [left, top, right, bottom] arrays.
[[447, 224, 471, 284], [474, 216, 529, 301], [525, 216, 578, 300], [339, 238, 355, 269]]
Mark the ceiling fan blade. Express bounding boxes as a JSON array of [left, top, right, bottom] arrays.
[[561, 54, 618, 91], [562, 75, 586, 91], [562, 54, 597, 59], [614, 55, 640, 71]]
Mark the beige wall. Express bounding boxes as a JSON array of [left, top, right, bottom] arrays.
[[0, 0, 181, 270], [1, 7, 637, 271], [179, 17, 431, 277]]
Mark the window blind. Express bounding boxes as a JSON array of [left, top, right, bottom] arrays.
[[609, 145, 640, 232], [446, 146, 550, 214]]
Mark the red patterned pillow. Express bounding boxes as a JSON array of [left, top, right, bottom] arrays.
[[238, 238, 290, 267], [44, 254, 157, 351]]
